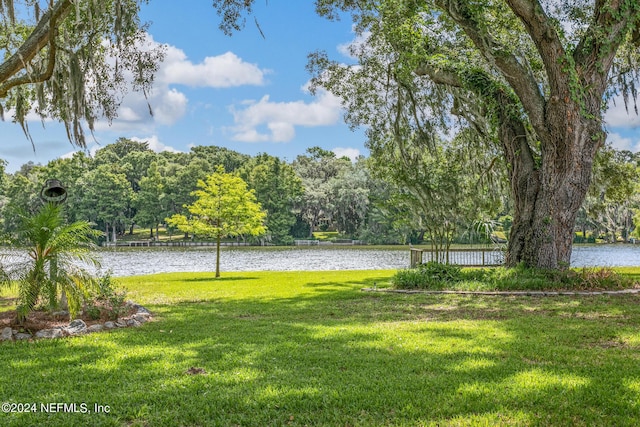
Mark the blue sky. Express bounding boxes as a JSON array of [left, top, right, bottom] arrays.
[[0, 1, 365, 172], [0, 2, 639, 172]]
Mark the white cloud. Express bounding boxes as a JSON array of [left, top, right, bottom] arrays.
[[130, 136, 182, 153], [332, 147, 361, 161], [337, 27, 371, 60], [229, 89, 343, 142], [60, 144, 100, 160], [152, 88, 189, 126], [160, 48, 266, 88], [607, 132, 640, 152], [91, 34, 267, 134], [605, 96, 640, 128]]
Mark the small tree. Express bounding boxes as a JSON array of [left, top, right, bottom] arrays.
[[0, 203, 102, 324], [166, 166, 266, 277]]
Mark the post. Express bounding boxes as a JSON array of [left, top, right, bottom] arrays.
[[40, 179, 68, 310], [410, 248, 423, 268]]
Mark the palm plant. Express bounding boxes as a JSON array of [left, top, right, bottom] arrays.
[[1, 203, 102, 324]]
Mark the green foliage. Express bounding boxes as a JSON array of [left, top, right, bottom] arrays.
[[368, 132, 504, 252], [134, 161, 168, 238], [293, 147, 353, 237], [0, 203, 102, 323], [393, 263, 637, 291], [84, 271, 128, 321], [580, 146, 640, 242], [238, 153, 303, 244], [167, 165, 266, 239], [166, 165, 266, 276], [392, 262, 463, 290], [77, 164, 134, 242]]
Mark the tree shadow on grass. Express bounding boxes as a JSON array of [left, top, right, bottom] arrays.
[[155, 274, 260, 283], [126, 294, 640, 424], [1, 283, 640, 426], [179, 276, 260, 283], [303, 276, 385, 289]]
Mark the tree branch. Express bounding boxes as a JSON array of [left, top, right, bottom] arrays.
[[505, 0, 568, 94], [0, 0, 72, 97], [574, 0, 640, 91], [415, 63, 464, 87], [434, 0, 547, 140], [416, 62, 537, 178]]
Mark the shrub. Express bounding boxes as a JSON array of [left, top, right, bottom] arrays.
[[392, 262, 462, 290], [393, 263, 638, 292], [84, 272, 128, 320]]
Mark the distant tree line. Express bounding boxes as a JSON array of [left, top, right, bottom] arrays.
[[0, 138, 638, 246]]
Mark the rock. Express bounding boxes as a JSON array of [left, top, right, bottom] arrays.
[[125, 300, 151, 314], [0, 301, 152, 342], [86, 324, 104, 333], [1, 327, 13, 341], [135, 306, 151, 315], [126, 319, 142, 327], [132, 314, 149, 323], [14, 333, 32, 340], [103, 321, 116, 329], [35, 328, 65, 339], [66, 319, 87, 335]]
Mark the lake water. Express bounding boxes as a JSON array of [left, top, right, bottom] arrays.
[[1, 245, 638, 277], [91, 244, 640, 276]]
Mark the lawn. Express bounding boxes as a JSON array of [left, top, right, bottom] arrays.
[[1, 270, 640, 426]]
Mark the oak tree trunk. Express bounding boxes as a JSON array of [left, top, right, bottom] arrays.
[[503, 99, 602, 269]]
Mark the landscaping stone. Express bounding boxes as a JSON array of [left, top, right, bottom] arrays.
[[14, 333, 32, 340], [126, 318, 142, 327], [0, 303, 153, 342], [52, 311, 69, 319], [135, 306, 151, 315], [1, 327, 13, 341], [133, 314, 149, 323], [66, 319, 87, 335], [87, 324, 104, 333], [35, 328, 65, 339]]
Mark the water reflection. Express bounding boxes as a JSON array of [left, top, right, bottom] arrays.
[[1, 245, 638, 277], [96, 244, 639, 276], [95, 247, 410, 277]]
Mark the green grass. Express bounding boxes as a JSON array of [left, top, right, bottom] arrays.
[[2, 270, 640, 426], [311, 231, 340, 241]]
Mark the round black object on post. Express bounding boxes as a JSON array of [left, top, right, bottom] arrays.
[[41, 179, 67, 204]]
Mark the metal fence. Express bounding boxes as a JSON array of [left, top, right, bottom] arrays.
[[410, 247, 504, 268]]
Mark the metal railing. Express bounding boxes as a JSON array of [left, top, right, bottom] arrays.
[[410, 247, 504, 268]]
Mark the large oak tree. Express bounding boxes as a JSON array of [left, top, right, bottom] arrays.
[[0, 0, 163, 147], [214, 0, 640, 269]]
